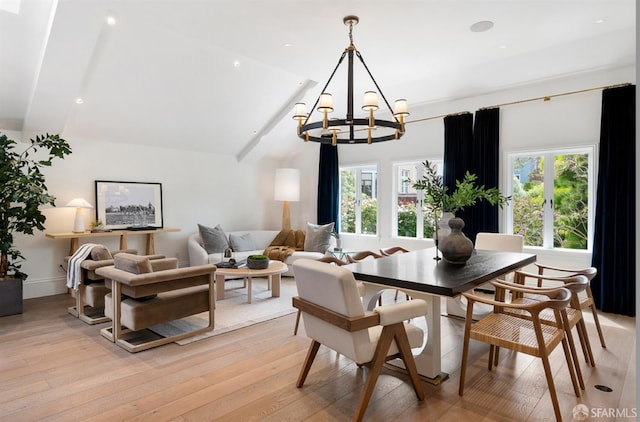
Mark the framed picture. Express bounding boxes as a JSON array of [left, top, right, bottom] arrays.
[[95, 181, 163, 230]]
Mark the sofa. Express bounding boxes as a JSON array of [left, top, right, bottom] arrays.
[[188, 229, 332, 277]]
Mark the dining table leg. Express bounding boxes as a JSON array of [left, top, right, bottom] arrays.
[[362, 283, 448, 385]]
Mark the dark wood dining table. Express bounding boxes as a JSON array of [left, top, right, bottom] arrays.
[[345, 247, 536, 384]]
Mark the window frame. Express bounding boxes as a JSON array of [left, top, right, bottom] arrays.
[[392, 159, 443, 239], [339, 163, 379, 236], [505, 146, 595, 251]]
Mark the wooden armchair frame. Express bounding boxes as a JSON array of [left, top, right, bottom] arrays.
[[293, 296, 424, 422], [96, 257, 216, 352], [459, 284, 579, 422]]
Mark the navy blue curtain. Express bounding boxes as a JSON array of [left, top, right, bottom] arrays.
[[591, 84, 636, 317], [317, 143, 340, 230], [443, 112, 473, 222], [465, 107, 500, 243]]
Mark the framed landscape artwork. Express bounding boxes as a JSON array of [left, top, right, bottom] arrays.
[[95, 181, 163, 230]]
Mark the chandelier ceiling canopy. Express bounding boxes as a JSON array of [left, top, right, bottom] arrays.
[[293, 16, 409, 146]]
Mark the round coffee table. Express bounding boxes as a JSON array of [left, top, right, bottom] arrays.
[[214, 260, 288, 303]]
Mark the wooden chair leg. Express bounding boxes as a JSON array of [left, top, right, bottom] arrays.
[[297, 341, 321, 388], [589, 303, 606, 348], [488, 345, 495, 370], [392, 324, 424, 400], [458, 311, 473, 396], [293, 310, 301, 335], [576, 319, 595, 366], [563, 322, 585, 390], [354, 326, 395, 422], [560, 335, 581, 397], [540, 353, 563, 422]]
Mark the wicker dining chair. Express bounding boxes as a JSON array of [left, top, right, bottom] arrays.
[[345, 250, 384, 263], [492, 273, 591, 390], [380, 246, 411, 301], [459, 283, 580, 422], [535, 263, 605, 348]]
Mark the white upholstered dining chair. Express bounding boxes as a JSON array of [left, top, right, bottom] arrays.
[[292, 259, 427, 422]]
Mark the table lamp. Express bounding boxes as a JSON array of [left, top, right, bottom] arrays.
[[66, 198, 94, 233], [274, 168, 300, 231]]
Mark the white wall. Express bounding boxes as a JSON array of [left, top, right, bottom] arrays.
[[18, 138, 281, 298], [293, 65, 636, 270]]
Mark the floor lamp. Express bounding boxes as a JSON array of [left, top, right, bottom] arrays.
[[274, 168, 300, 231]]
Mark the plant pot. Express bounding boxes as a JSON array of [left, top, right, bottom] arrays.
[[438, 217, 473, 265], [247, 257, 269, 270], [0, 277, 23, 316]]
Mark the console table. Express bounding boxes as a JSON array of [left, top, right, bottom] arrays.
[[45, 228, 181, 255]]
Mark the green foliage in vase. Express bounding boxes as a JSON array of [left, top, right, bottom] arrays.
[[411, 160, 511, 217]]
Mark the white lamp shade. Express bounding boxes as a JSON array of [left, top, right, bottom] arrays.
[[393, 99, 410, 116], [274, 168, 300, 202], [362, 91, 379, 110], [293, 102, 308, 118], [65, 198, 93, 233], [317, 93, 334, 112], [65, 198, 93, 209]]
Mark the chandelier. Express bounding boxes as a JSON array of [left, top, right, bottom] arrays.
[[293, 15, 409, 145]]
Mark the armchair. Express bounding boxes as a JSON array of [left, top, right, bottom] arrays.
[[64, 246, 164, 325], [292, 259, 427, 422], [95, 253, 216, 352]]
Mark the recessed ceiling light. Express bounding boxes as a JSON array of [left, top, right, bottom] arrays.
[[233, 60, 240, 68], [595, 19, 604, 24], [284, 43, 293, 47], [470, 20, 494, 32], [498, 45, 507, 49], [106, 16, 116, 26], [75, 98, 84, 104]]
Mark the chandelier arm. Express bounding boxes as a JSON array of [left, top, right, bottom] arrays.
[[302, 50, 348, 126], [355, 50, 401, 123]]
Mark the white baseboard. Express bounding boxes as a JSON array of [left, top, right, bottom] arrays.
[[23, 276, 68, 299]]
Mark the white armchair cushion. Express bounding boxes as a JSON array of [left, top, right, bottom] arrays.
[[375, 300, 428, 326]]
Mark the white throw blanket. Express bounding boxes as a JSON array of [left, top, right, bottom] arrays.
[[66, 243, 100, 290]]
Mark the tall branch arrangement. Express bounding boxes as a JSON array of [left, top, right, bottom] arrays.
[[411, 160, 510, 220]]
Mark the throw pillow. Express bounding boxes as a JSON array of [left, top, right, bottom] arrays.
[[304, 222, 335, 253], [198, 224, 229, 254], [90, 245, 112, 261], [229, 233, 257, 252], [114, 253, 153, 274]]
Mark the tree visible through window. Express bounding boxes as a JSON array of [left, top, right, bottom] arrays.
[[340, 165, 377, 235], [393, 161, 441, 239], [509, 149, 592, 250]]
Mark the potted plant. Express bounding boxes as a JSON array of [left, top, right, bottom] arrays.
[[247, 254, 269, 270], [412, 160, 510, 263], [0, 133, 72, 316]]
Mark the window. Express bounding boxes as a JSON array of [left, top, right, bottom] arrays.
[[507, 148, 593, 250], [393, 160, 443, 239], [339, 165, 377, 235]]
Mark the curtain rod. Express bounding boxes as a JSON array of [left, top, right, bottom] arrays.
[[406, 82, 632, 125]]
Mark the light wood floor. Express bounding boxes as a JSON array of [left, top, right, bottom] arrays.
[[0, 293, 635, 421]]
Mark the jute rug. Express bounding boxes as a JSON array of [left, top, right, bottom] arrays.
[[149, 277, 298, 345]]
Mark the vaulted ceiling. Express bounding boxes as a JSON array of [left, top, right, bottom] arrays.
[[0, 0, 635, 161]]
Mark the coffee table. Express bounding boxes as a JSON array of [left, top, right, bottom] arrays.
[[214, 260, 288, 303]]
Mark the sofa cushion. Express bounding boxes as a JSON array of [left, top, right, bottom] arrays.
[[198, 224, 229, 254], [90, 245, 112, 261], [114, 253, 153, 275], [304, 222, 334, 253], [229, 232, 257, 252]]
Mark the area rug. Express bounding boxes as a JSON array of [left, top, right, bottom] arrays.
[[149, 277, 298, 345]]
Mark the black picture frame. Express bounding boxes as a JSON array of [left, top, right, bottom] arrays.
[[95, 181, 163, 230]]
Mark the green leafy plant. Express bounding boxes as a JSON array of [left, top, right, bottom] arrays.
[[90, 220, 104, 230], [0, 133, 72, 279], [411, 160, 510, 219]]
